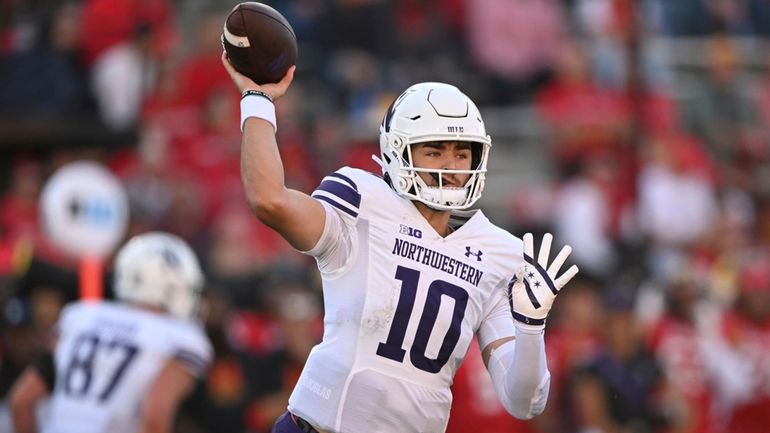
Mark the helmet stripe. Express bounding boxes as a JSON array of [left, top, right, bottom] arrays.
[[383, 99, 397, 132]]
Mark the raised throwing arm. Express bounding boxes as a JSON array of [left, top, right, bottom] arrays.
[[221, 52, 326, 252]]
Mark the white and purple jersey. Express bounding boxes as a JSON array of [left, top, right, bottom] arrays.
[[43, 301, 211, 433], [289, 167, 523, 433]]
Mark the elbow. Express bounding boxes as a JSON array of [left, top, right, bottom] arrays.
[[501, 376, 550, 420], [512, 412, 536, 421], [502, 396, 547, 420], [503, 401, 539, 420], [244, 189, 288, 224]]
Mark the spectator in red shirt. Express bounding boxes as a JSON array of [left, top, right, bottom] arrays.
[[535, 42, 632, 178], [646, 269, 737, 433], [79, 0, 176, 66], [723, 253, 770, 433]]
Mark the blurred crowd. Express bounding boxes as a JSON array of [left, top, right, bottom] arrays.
[[2, 0, 770, 432]]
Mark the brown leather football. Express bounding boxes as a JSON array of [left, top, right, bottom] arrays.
[[222, 2, 297, 84]]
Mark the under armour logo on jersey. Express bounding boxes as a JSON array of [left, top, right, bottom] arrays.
[[465, 246, 483, 261]]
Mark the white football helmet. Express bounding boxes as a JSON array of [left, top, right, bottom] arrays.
[[114, 232, 204, 321], [375, 82, 491, 210]]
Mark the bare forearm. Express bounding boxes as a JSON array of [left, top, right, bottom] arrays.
[[140, 360, 195, 433], [227, 60, 323, 250], [139, 418, 173, 433], [9, 368, 49, 433], [240, 117, 289, 214], [239, 116, 325, 251], [10, 407, 37, 433]]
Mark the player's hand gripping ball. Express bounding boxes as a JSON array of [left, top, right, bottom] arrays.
[[221, 2, 297, 85]]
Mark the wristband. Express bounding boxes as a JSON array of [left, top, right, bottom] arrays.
[[515, 321, 545, 335], [240, 93, 276, 133], [241, 89, 274, 103]]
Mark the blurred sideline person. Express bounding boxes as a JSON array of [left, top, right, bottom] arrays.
[[9, 232, 212, 433], [222, 54, 579, 433]]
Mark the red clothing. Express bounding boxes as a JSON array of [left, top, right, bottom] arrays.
[[79, 0, 176, 65], [176, 54, 234, 107], [647, 316, 722, 433], [467, 0, 565, 78], [544, 326, 603, 400], [535, 81, 631, 165], [447, 338, 535, 433], [0, 192, 73, 267], [723, 312, 770, 433], [0, 195, 38, 241], [226, 312, 284, 356]]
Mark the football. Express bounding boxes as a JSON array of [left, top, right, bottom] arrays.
[[222, 2, 297, 85]]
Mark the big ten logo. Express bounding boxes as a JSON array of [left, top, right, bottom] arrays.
[[399, 224, 422, 239], [68, 196, 117, 227], [447, 126, 464, 133]]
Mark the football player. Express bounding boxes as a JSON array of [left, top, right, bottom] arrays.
[[223, 54, 578, 433], [9, 232, 212, 433]]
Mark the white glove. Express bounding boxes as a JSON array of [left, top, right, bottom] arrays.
[[508, 233, 579, 326]]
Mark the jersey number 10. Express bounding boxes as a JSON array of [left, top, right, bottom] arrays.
[[377, 265, 469, 373]]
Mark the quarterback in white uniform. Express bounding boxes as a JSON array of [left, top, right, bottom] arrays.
[[223, 54, 578, 433], [9, 233, 212, 433]]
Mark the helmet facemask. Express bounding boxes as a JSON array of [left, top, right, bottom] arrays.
[[375, 83, 491, 211]]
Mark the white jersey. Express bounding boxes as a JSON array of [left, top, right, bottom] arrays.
[[289, 167, 523, 433], [43, 301, 212, 433]]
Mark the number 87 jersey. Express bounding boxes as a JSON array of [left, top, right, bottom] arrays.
[[44, 301, 212, 433], [290, 167, 523, 433]]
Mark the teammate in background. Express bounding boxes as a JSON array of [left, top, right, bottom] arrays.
[[9, 232, 212, 433], [223, 54, 579, 433]]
